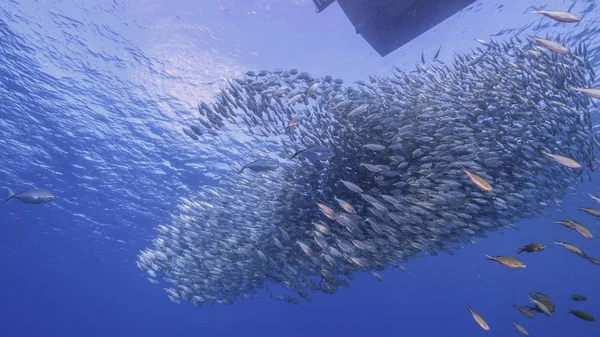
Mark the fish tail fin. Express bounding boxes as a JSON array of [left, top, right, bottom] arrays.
[[1, 188, 15, 204], [516, 249, 523, 254], [238, 165, 247, 174], [484, 254, 495, 261]]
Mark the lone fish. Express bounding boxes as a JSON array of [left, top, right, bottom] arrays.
[[2, 188, 56, 205], [485, 254, 526, 268], [463, 169, 493, 191], [467, 305, 490, 331], [531, 10, 581, 23], [534, 38, 568, 54], [541, 151, 581, 168]]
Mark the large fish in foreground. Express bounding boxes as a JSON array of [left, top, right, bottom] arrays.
[[2, 188, 55, 205], [137, 34, 599, 307]]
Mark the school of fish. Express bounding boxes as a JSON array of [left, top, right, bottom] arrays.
[[136, 7, 600, 323]]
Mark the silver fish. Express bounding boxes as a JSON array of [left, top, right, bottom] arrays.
[[2, 188, 56, 205]]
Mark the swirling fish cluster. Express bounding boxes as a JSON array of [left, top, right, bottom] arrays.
[[137, 36, 599, 306]]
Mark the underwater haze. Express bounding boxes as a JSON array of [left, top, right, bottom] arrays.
[[1, 0, 600, 336]]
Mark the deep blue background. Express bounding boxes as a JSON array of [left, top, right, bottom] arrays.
[[1, 0, 599, 336]]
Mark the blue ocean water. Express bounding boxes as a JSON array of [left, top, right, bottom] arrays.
[[1, 0, 599, 336]]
